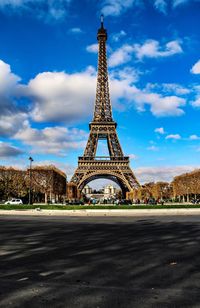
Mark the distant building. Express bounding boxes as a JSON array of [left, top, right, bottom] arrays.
[[81, 184, 118, 202], [82, 185, 92, 195], [104, 185, 117, 198]]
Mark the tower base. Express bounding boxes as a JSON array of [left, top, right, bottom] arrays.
[[70, 157, 139, 198]]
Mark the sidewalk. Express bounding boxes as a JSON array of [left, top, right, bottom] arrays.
[[1, 208, 200, 216]]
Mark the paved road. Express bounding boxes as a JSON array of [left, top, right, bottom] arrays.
[[1, 215, 200, 307]]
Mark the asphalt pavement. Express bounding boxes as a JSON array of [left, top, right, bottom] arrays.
[[1, 215, 200, 307]]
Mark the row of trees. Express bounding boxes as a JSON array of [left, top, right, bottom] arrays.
[[2, 165, 200, 203], [127, 169, 200, 202], [0, 167, 26, 201], [0, 165, 67, 203], [172, 169, 200, 201], [127, 181, 173, 201]]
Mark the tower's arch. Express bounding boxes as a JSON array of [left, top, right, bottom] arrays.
[[78, 171, 130, 196]]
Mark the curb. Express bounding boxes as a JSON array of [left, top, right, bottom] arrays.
[[1, 208, 200, 216]]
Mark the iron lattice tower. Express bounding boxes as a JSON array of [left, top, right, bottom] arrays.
[[70, 16, 140, 196]]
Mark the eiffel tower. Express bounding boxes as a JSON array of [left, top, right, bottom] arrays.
[[70, 16, 139, 197]]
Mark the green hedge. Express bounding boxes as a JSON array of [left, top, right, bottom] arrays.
[[1, 204, 200, 210]]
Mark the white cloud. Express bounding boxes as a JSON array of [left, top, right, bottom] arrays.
[[193, 85, 200, 93], [153, 0, 200, 14], [100, 0, 193, 17], [155, 127, 165, 134], [100, 0, 135, 16], [153, 0, 191, 14], [147, 145, 159, 151], [112, 30, 126, 42], [110, 66, 140, 83], [191, 97, 200, 108], [154, 0, 167, 14], [165, 134, 181, 140], [190, 59, 200, 74], [189, 134, 200, 140], [172, 0, 190, 8], [68, 27, 83, 34], [108, 65, 186, 117], [108, 44, 133, 67], [129, 153, 138, 160], [0, 0, 72, 21], [110, 69, 186, 117], [15, 126, 87, 156], [0, 59, 20, 96], [0, 58, 187, 142], [0, 141, 23, 157], [0, 0, 198, 21], [132, 92, 186, 117], [0, 113, 28, 137], [133, 39, 183, 60], [146, 83, 190, 95], [163, 84, 190, 95], [108, 39, 183, 67], [86, 44, 99, 53], [153, 0, 199, 14], [0, 59, 29, 137], [135, 165, 198, 184], [28, 67, 96, 123]]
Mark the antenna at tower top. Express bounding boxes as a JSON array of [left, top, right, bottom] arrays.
[[100, 14, 104, 28], [97, 13, 107, 40]]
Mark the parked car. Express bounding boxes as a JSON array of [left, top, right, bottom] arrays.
[[5, 199, 23, 205], [191, 199, 200, 204]]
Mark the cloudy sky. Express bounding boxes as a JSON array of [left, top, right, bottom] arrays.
[[0, 0, 200, 185]]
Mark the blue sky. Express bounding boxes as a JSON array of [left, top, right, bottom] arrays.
[[0, 0, 200, 184]]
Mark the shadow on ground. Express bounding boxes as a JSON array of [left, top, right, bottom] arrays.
[[0, 215, 200, 307]]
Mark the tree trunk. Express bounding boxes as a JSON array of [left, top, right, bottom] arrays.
[[45, 193, 48, 204]]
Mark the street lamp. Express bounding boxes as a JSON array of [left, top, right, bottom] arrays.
[[28, 157, 34, 205]]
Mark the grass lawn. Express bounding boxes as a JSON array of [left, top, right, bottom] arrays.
[[1, 204, 200, 210]]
